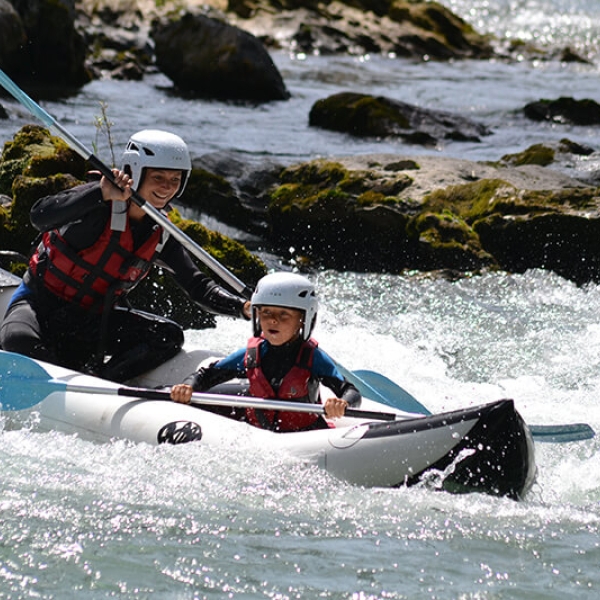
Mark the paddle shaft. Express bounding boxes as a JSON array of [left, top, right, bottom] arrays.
[[0, 68, 252, 299], [61, 381, 399, 421], [350, 370, 595, 442]]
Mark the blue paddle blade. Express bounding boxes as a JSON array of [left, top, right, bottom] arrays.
[[0, 350, 64, 411], [351, 369, 432, 415], [529, 423, 595, 442]]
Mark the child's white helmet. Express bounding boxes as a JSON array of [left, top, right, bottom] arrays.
[[251, 272, 318, 341], [121, 129, 192, 197]]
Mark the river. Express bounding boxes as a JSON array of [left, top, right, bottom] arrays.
[[1, 1, 600, 598]]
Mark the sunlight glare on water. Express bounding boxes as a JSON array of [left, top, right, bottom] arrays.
[[2, 414, 599, 598]]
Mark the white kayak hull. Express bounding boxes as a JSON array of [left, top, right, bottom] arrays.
[[3, 353, 536, 499]]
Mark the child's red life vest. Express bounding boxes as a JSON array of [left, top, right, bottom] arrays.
[[244, 336, 323, 432]]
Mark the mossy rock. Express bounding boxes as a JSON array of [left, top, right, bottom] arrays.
[[267, 159, 414, 270], [0, 125, 86, 196], [419, 177, 581, 222], [309, 92, 489, 143], [408, 210, 496, 270], [389, 1, 494, 58], [310, 93, 411, 137], [179, 166, 248, 227], [501, 144, 556, 167]]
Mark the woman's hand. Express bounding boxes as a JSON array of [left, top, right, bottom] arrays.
[[323, 396, 348, 419], [100, 168, 133, 204], [170, 383, 193, 404]]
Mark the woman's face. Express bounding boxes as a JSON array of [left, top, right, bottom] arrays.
[[257, 306, 304, 346], [137, 168, 183, 209]]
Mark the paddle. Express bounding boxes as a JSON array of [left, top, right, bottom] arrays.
[[352, 369, 596, 443], [335, 362, 430, 415], [0, 68, 253, 299], [0, 350, 402, 421]]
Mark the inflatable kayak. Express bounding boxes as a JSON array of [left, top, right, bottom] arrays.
[[0, 349, 536, 500]]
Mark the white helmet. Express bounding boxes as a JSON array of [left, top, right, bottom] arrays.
[[121, 129, 192, 197], [251, 272, 318, 341]]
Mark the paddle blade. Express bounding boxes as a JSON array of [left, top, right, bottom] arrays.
[[529, 423, 595, 443], [351, 369, 431, 415], [0, 350, 64, 411]]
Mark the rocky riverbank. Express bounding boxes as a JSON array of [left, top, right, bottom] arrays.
[[1, 1, 600, 289], [2, 125, 600, 290]]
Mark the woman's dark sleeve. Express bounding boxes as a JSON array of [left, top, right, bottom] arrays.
[[159, 236, 249, 318], [30, 182, 105, 232]]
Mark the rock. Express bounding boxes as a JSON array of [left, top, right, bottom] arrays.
[[232, 0, 494, 59], [5, 0, 89, 86], [0, 0, 27, 73], [309, 91, 491, 145], [151, 12, 290, 101], [260, 149, 600, 283], [178, 152, 283, 236], [524, 97, 600, 125]]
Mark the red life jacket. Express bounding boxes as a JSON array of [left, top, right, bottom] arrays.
[[29, 214, 164, 311], [244, 336, 324, 432]]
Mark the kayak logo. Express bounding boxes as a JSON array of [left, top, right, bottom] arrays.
[[157, 421, 203, 444]]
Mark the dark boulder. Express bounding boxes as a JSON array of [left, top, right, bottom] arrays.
[[151, 12, 290, 102], [6, 0, 89, 86], [0, 0, 27, 73], [524, 97, 600, 125], [309, 92, 491, 145]]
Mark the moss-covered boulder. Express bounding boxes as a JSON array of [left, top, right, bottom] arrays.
[[309, 92, 491, 145], [267, 159, 417, 271], [262, 148, 600, 282], [0, 125, 86, 254]]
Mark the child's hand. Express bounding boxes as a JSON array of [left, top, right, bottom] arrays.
[[324, 397, 348, 419], [170, 384, 193, 404]]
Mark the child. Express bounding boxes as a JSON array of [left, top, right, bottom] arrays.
[[170, 272, 361, 432]]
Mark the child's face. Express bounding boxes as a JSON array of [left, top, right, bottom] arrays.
[[257, 306, 304, 346]]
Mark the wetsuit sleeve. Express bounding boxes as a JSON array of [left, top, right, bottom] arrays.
[[159, 237, 249, 318], [311, 348, 362, 408], [183, 348, 247, 391], [30, 182, 105, 232]]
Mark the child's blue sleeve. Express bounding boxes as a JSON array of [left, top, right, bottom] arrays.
[[214, 347, 247, 373], [311, 348, 343, 380]]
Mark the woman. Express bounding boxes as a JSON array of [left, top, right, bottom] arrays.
[[0, 129, 251, 382]]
